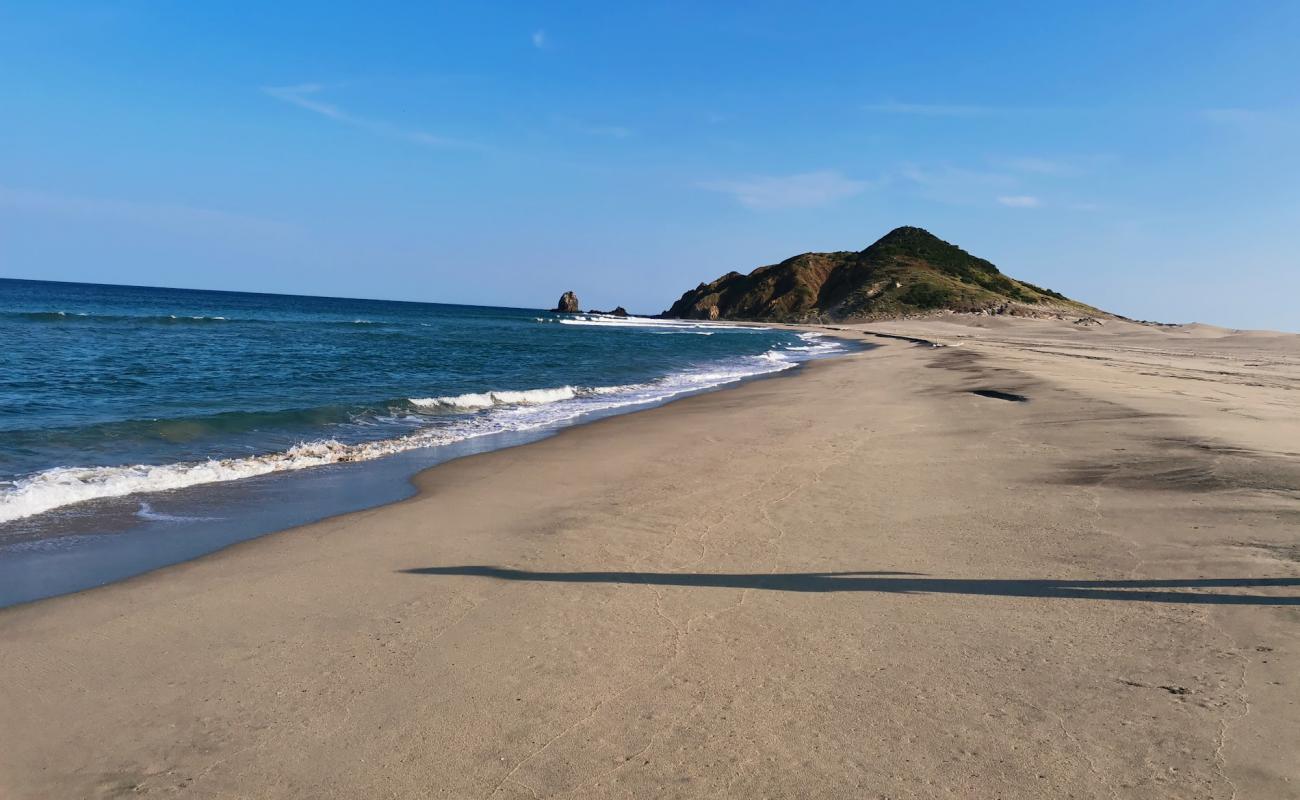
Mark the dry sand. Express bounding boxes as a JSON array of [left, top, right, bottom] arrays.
[[1, 316, 1297, 799]]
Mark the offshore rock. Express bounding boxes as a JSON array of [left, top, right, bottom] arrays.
[[555, 291, 580, 313]]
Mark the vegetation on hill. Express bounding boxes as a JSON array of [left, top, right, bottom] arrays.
[[663, 226, 1102, 322]]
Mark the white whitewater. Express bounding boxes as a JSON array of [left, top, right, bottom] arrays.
[[0, 333, 845, 523]]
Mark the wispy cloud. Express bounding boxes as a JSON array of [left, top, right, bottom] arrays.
[[699, 170, 869, 209], [1201, 107, 1263, 125], [991, 153, 1112, 177], [898, 164, 1015, 206], [263, 83, 347, 119], [993, 156, 1076, 176], [863, 101, 994, 117], [575, 123, 632, 139], [997, 195, 1042, 208], [0, 185, 295, 238], [531, 29, 548, 49], [898, 165, 1064, 209], [550, 115, 633, 139], [262, 84, 483, 151], [1199, 107, 1298, 135]]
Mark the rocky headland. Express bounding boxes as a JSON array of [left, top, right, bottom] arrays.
[[664, 226, 1105, 323]]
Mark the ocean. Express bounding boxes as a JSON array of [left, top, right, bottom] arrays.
[[0, 278, 853, 604]]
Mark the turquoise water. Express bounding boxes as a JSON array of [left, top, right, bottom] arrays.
[[0, 279, 850, 602]]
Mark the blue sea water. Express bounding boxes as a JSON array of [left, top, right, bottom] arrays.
[[0, 279, 851, 603]]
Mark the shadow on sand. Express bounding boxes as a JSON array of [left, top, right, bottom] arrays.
[[400, 566, 1300, 606]]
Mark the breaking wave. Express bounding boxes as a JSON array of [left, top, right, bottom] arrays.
[[8, 310, 231, 324], [0, 333, 847, 524], [545, 312, 772, 332], [2, 311, 400, 327], [412, 386, 579, 409]]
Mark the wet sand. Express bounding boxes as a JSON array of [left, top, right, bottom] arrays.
[[1, 317, 1297, 798]]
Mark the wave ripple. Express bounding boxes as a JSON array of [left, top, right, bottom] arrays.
[[0, 333, 846, 523]]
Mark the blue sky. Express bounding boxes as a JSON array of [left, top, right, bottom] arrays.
[[2, 1, 1297, 329]]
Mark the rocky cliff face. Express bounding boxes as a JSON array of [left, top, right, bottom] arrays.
[[664, 227, 1101, 322], [555, 291, 580, 313]]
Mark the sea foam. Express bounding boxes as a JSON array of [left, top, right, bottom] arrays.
[[412, 386, 579, 409], [551, 313, 772, 332], [0, 332, 846, 524]]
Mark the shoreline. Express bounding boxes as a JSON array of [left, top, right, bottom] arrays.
[[6, 351, 840, 611], [0, 332, 864, 608], [2, 319, 1296, 798]]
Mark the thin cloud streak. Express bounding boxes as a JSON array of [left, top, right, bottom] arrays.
[[262, 84, 485, 151], [991, 153, 1114, 177], [1201, 107, 1266, 125], [555, 117, 633, 139], [1200, 107, 1299, 135], [579, 124, 633, 139], [994, 156, 1077, 176], [0, 185, 296, 238], [863, 101, 994, 117], [531, 29, 548, 49], [997, 195, 1042, 208], [699, 170, 869, 209], [263, 83, 348, 120], [897, 164, 1015, 206]]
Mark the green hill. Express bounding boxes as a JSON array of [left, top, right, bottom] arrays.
[[663, 226, 1103, 322]]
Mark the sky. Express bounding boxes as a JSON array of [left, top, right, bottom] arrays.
[[1, 1, 1298, 330]]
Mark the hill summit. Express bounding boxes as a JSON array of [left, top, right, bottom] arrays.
[[663, 226, 1101, 322]]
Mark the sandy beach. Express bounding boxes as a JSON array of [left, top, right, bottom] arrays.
[[1, 316, 1297, 798]]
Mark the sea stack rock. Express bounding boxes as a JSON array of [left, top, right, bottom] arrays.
[[555, 291, 580, 313]]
